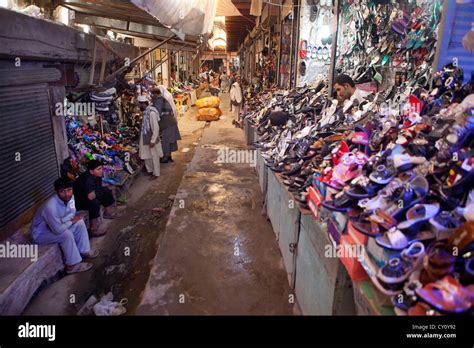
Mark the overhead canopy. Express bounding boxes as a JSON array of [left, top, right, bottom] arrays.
[[131, 0, 219, 37], [226, 0, 256, 52], [216, 0, 242, 16], [59, 0, 199, 45]]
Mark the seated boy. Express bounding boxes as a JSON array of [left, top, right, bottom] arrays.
[[31, 177, 98, 274]]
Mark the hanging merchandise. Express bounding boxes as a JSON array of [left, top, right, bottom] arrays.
[[335, 0, 443, 92], [297, 0, 335, 87], [279, 17, 294, 89]]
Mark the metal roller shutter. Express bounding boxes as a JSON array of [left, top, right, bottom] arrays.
[[0, 83, 59, 230]]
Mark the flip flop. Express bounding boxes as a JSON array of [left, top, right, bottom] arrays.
[[397, 203, 440, 232], [66, 262, 93, 274], [416, 275, 474, 314], [103, 212, 118, 219], [81, 249, 100, 259], [376, 228, 435, 251], [89, 229, 107, 238]]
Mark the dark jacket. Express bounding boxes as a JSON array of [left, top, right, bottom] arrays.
[[153, 96, 177, 131]]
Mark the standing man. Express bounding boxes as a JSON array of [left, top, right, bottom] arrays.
[[137, 95, 163, 179], [31, 177, 99, 274], [228, 72, 235, 111], [230, 75, 243, 128], [220, 71, 229, 93], [152, 87, 182, 163], [73, 160, 117, 237], [210, 73, 220, 96]]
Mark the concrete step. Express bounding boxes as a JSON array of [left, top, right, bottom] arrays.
[[0, 224, 63, 315]]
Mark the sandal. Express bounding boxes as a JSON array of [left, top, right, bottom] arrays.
[[89, 229, 107, 238], [416, 275, 474, 314], [397, 203, 440, 232], [66, 262, 93, 274], [81, 249, 100, 259], [103, 212, 118, 219], [376, 227, 435, 251], [346, 175, 382, 199]]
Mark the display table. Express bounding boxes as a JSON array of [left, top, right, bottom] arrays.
[[352, 281, 395, 316], [256, 149, 268, 196], [295, 212, 355, 314], [244, 118, 257, 145]]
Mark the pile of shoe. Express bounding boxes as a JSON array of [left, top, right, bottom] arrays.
[[246, 64, 474, 314], [66, 117, 141, 185]]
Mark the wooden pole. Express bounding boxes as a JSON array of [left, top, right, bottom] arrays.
[[104, 35, 175, 82], [99, 48, 107, 83], [89, 37, 97, 85]]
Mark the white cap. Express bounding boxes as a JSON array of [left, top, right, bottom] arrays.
[[137, 95, 147, 102]]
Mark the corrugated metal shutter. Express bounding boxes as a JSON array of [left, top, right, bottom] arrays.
[[0, 83, 59, 230], [437, 1, 474, 82]]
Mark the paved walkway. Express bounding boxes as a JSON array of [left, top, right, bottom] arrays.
[[136, 93, 298, 315]]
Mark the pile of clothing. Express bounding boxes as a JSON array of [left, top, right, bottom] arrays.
[[66, 117, 141, 186], [245, 64, 474, 315]]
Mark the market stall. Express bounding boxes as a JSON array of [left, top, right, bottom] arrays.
[[245, 57, 474, 314], [64, 86, 142, 193]]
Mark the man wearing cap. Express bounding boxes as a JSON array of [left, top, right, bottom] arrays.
[[137, 95, 163, 179], [73, 160, 117, 236], [230, 75, 243, 127], [31, 177, 98, 274], [333, 74, 371, 106]]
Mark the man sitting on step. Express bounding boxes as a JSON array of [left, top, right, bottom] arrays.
[[73, 160, 117, 236], [31, 177, 99, 274]]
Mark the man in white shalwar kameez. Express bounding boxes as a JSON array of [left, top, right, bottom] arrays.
[[138, 95, 163, 180], [230, 75, 243, 127]]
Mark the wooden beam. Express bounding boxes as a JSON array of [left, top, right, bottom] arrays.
[[89, 37, 97, 85], [0, 8, 139, 63], [99, 48, 107, 83]]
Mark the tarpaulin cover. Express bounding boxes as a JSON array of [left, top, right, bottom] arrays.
[[131, 0, 218, 36]]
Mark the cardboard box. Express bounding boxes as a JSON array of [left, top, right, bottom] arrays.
[[307, 186, 323, 220], [339, 235, 369, 281], [327, 218, 343, 245], [366, 237, 399, 268]]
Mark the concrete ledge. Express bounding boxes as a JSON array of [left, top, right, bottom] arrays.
[[0, 225, 63, 315], [0, 207, 92, 315]]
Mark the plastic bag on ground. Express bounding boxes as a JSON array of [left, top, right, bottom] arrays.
[[93, 292, 128, 316]]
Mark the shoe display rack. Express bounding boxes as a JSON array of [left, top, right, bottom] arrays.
[[245, 56, 474, 315], [257, 152, 358, 314]]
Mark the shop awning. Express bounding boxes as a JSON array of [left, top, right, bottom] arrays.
[[130, 0, 219, 38], [216, 0, 243, 17]]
